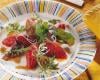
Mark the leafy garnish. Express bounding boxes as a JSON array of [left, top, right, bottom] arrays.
[[9, 47, 29, 53], [35, 22, 49, 43], [48, 57, 58, 70], [36, 43, 58, 72], [55, 28, 75, 45], [48, 19, 61, 24], [37, 55, 58, 72], [6, 22, 25, 34], [8, 47, 29, 56]]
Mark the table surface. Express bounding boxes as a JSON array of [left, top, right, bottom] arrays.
[[0, 0, 100, 80]]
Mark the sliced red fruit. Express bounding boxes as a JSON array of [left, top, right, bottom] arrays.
[[26, 49, 37, 69], [46, 41, 67, 59], [45, 41, 55, 57], [2, 36, 16, 47], [54, 42, 67, 59], [55, 23, 69, 30], [26, 45, 38, 69], [17, 36, 32, 47]]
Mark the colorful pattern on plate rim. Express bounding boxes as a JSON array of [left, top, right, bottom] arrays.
[[0, 0, 96, 80]]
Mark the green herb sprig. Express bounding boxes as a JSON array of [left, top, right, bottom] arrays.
[[6, 22, 25, 33], [35, 21, 49, 43], [8, 47, 29, 56]]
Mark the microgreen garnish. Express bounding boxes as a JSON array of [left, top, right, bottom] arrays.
[[36, 55, 58, 73], [6, 22, 25, 33], [9, 47, 29, 53], [36, 43, 58, 73]]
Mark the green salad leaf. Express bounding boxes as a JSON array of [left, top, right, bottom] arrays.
[[35, 21, 49, 43]]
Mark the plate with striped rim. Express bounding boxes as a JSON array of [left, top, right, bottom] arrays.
[[0, 0, 96, 80]]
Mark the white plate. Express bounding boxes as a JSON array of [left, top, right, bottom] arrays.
[[0, 0, 96, 80]]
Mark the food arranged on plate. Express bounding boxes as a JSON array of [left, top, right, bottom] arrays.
[[0, 15, 75, 72]]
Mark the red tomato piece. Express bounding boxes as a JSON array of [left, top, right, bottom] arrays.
[[46, 41, 55, 57], [26, 50, 37, 69], [26, 45, 38, 69], [58, 23, 66, 29], [55, 23, 69, 30], [2, 36, 16, 47], [46, 41, 67, 59], [17, 36, 32, 47], [54, 42, 67, 59]]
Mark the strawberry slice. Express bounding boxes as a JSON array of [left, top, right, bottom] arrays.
[[2, 36, 16, 47], [26, 50, 37, 69], [54, 42, 67, 59], [17, 36, 32, 47], [46, 41, 67, 59], [26, 45, 37, 69], [26, 45, 38, 69], [45, 41, 55, 57]]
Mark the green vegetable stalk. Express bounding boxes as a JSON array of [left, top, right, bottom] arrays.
[[55, 28, 75, 45]]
